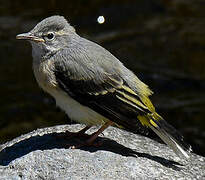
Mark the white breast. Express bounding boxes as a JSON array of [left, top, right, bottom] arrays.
[[33, 60, 58, 92]]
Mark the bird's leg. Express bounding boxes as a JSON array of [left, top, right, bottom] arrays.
[[86, 121, 114, 144], [71, 121, 114, 149]]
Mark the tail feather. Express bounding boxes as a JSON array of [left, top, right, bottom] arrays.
[[138, 113, 192, 159], [149, 123, 191, 159]]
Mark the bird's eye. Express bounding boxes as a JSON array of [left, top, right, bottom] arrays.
[[46, 32, 55, 40]]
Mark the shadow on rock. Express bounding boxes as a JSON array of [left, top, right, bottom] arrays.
[[0, 131, 182, 170]]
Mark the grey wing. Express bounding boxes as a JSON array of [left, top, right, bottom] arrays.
[[53, 38, 154, 133]]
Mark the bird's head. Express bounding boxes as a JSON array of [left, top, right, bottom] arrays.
[[16, 16, 76, 59]]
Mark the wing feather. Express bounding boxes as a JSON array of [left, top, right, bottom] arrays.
[[54, 56, 153, 134]]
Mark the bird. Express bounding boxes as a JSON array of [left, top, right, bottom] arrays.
[[16, 15, 191, 159]]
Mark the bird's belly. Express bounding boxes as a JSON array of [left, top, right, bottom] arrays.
[[52, 90, 109, 126]]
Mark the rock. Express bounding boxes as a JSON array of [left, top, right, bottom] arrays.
[[0, 124, 204, 179]]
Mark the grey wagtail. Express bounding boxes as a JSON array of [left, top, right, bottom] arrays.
[[16, 15, 191, 159]]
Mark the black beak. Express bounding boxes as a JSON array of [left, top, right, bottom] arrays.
[[16, 32, 44, 42]]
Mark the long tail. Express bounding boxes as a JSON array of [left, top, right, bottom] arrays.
[[138, 113, 192, 159]]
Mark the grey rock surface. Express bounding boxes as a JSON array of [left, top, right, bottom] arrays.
[[0, 124, 204, 180]]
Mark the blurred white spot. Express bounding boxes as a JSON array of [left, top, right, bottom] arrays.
[[97, 16, 105, 24]]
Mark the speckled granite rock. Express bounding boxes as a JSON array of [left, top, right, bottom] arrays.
[[0, 125, 204, 179]]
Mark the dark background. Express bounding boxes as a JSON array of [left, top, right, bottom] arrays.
[[0, 0, 205, 156]]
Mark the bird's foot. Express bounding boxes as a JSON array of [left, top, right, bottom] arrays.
[[64, 121, 113, 149], [56, 125, 91, 139], [69, 121, 114, 149]]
